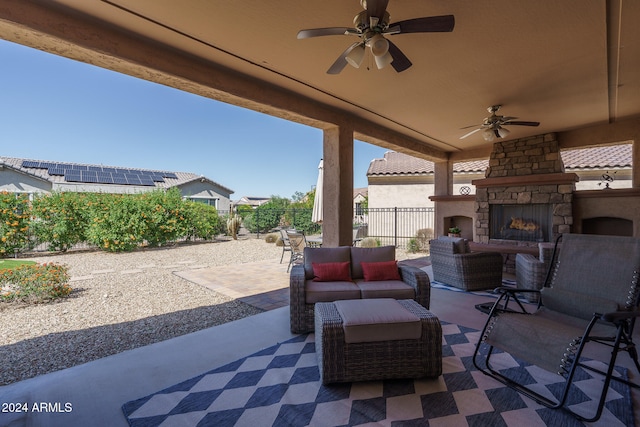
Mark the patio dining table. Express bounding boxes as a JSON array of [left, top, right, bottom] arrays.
[[307, 236, 322, 248]]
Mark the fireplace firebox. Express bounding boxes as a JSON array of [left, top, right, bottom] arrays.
[[490, 204, 552, 242]]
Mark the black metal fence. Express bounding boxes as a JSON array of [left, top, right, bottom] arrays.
[[355, 207, 435, 248], [225, 207, 435, 248]]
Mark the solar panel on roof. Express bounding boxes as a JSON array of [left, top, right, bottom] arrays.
[[112, 174, 128, 185], [126, 175, 142, 185], [151, 174, 165, 182], [48, 168, 66, 176], [88, 166, 103, 172], [39, 162, 57, 169], [96, 173, 114, 184], [21, 161, 41, 168], [162, 172, 178, 179], [139, 176, 156, 186], [64, 171, 82, 182], [80, 171, 98, 183], [102, 167, 116, 173]]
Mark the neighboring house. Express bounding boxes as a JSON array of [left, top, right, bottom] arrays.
[[234, 196, 271, 208], [367, 145, 632, 209], [0, 156, 234, 211], [353, 187, 367, 218]]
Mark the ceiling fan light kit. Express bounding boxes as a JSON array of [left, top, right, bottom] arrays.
[[345, 44, 366, 68], [460, 105, 540, 141], [297, 0, 455, 74]]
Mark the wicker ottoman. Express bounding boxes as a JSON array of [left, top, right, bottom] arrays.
[[314, 298, 442, 384]]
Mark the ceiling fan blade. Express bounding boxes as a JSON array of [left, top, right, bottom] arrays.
[[460, 123, 483, 130], [365, 0, 390, 21], [389, 15, 455, 34], [387, 40, 412, 72], [297, 27, 351, 39], [326, 42, 361, 74], [504, 120, 540, 126], [460, 128, 482, 139]]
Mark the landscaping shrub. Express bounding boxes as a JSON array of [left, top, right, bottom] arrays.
[[415, 228, 434, 252], [407, 238, 420, 253], [244, 196, 290, 233], [31, 192, 90, 252], [86, 193, 144, 252], [136, 189, 185, 247], [0, 262, 71, 303], [264, 233, 279, 243], [360, 237, 380, 248], [0, 191, 31, 257], [182, 201, 222, 240]]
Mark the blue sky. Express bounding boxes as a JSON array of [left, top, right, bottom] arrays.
[[0, 39, 388, 199]]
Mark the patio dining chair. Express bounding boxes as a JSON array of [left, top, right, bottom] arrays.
[[279, 228, 292, 264], [473, 233, 640, 422], [286, 230, 307, 273]]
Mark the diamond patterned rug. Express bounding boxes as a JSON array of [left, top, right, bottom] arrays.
[[122, 322, 633, 426]]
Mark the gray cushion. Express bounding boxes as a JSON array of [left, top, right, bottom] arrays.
[[303, 246, 351, 280], [356, 280, 415, 300], [334, 299, 421, 344], [350, 246, 396, 279], [305, 280, 360, 303]]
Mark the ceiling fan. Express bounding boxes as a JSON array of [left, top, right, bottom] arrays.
[[459, 105, 540, 141], [297, 0, 454, 74]]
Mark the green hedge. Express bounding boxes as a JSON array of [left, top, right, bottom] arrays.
[[0, 189, 223, 256]]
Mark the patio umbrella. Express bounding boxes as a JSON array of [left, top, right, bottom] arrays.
[[312, 159, 323, 224]]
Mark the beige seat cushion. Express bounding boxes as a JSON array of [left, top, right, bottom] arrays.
[[356, 280, 415, 300], [305, 280, 360, 303], [334, 298, 421, 344]]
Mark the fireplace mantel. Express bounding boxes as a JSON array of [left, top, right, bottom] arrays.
[[472, 172, 579, 188]]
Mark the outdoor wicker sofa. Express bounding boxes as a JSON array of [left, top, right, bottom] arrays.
[[289, 245, 431, 334], [429, 236, 503, 291]]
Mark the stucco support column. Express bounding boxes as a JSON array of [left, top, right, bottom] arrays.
[[633, 141, 640, 188], [323, 126, 354, 247], [432, 160, 454, 238], [433, 160, 453, 196]]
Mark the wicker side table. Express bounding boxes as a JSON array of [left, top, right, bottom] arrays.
[[315, 299, 442, 384]]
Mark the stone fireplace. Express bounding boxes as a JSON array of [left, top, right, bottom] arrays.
[[471, 134, 578, 270]]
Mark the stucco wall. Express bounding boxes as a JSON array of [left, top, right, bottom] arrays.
[[179, 181, 232, 211], [0, 168, 51, 194], [368, 180, 434, 209], [573, 189, 640, 237]]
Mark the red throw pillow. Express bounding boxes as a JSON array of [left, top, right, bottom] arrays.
[[361, 260, 401, 281], [312, 262, 352, 282]]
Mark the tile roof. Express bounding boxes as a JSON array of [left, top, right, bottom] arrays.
[[560, 144, 632, 169], [0, 156, 233, 193], [367, 145, 632, 176], [354, 187, 368, 198], [367, 151, 489, 176]]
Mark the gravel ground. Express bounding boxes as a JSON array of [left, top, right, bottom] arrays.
[[0, 237, 424, 386], [0, 237, 282, 386]]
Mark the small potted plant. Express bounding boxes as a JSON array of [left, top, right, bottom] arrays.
[[448, 226, 461, 237]]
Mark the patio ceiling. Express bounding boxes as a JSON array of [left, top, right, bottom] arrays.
[[1, 0, 639, 160]]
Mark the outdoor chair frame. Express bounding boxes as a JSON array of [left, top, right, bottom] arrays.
[[286, 230, 307, 273], [279, 228, 292, 264], [472, 233, 640, 422]]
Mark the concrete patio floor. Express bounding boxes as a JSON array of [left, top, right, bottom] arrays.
[[1, 261, 638, 426]]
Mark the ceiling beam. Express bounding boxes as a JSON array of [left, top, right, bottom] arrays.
[[557, 117, 640, 149]]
